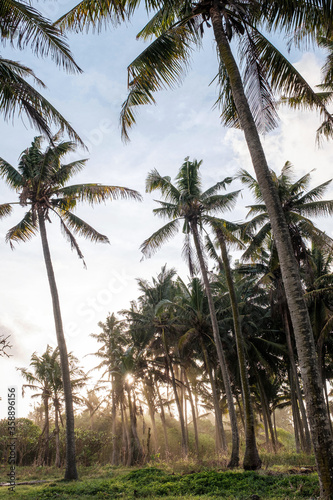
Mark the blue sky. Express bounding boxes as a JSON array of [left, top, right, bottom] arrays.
[[1, 1, 333, 418]]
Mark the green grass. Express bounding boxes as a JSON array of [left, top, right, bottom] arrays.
[[0, 464, 320, 499]]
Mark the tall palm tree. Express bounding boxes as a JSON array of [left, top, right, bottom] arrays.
[[57, 1, 333, 492], [1, 0, 83, 143], [0, 135, 141, 479], [90, 313, 128, 465], [141, 157, 262, 468]]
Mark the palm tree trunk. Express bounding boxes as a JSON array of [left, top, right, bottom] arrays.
[[256, 373, 276, 453], [111, 376, 118, 465], [162, 329, 188, 457], [54, 399, 61, 468], [38, 211, 78, 480], [209, 6, 333, 495], [191, 221, 239, 467], [283, 308, 312, 454], [143, 379, 158, 453], [156, 382, 170, 458], [200, 334, 227, 452], [184, 370, 200, 457], [217, 231, 261, 469], [126, 387, 144, 465]]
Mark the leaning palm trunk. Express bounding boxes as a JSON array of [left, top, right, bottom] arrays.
[[38, 211, 78, 480], [217, 230, 261, 469], [209, 7, 333, 495], [191, 222, 239, 467]]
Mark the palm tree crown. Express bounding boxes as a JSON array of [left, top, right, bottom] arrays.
[[0, 135, 142, 260]]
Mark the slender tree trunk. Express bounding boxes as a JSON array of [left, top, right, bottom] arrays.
[[209, 7, 333, 495], [184, 370, 200, 457], [37, 394, 50, 466], [217, 231, 261, 469], [54, 399, 61, 468], [283, 309, 312, 453], [191, 221, 239, 467], [111, 376, 118, 465], [162, 330, 188, 457], [38, 211, 77, 480], [256, 373, 276, 453], [200, 335, 227, 452], [156, 383, 170, 458], [143, 378, 158, 453], [126, 387, 144, 465]]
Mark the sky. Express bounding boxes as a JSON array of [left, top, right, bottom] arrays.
[[1, 1, 333, 419]]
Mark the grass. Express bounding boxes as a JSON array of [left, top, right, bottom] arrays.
[[0, 461, 320, 499]]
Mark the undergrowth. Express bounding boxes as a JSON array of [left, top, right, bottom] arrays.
[[0, 462, 320, 499]]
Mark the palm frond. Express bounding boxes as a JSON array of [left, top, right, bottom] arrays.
[[50, 159, 88, 186], [0, 203, 13, 218], [237, 168, 264, 202], [238, 28, 279, 134], [0, 157, 24, 189], [57, 213, 86, 265], [241, 221, 271, 261], [203, 190, 240, 214], [295, 178, 332, 204], [55, 184, 142, 204], [1, 0, 81, 73], [146, 168, 180, 202], [213, 59, 240, 129], [0, 57, 84, 145], [55, 0, 127, 33], [59, 210, 110, 244], [140, 219, 180, 258], [120, 22, 196, 141], [5, 210, 38, 247], [153, 200, 179, 219], [182, 231, 198, 276], [201, 177, 233, 199]]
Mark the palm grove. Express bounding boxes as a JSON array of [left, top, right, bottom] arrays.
[[0, 0, 333, 498]]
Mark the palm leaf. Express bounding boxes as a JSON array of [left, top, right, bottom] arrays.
[[55, 184, 142, 204], [201, 177, 233, 199], [1, 0, 81, 73], [140, 218, 180, 257], [55, 0, 127, 33], [203, 190, 240, 214], [59, 210, 110, 244], [146, 169, 180, 202], [0, 57, 84, 145], [120, 22, 196, 141], [0, 203, 13, 218], [0, 157, 23, 189], [5, 210, 38, 247], [238, 28, 279, 134], [153, 200, 179, 219]]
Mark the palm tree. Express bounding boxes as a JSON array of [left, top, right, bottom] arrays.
[[174, 276, 228, 454], [17, 346, 54, 465], [141, 157, 263, 468], [18, 345, 87, 467], [0, 135, 142, 479], [0, 0, 83, 143], [124, 266, 191, 458], [90, 313, 128, 465], [239, 162, 333, 270], [57, 1, 333, 491]]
